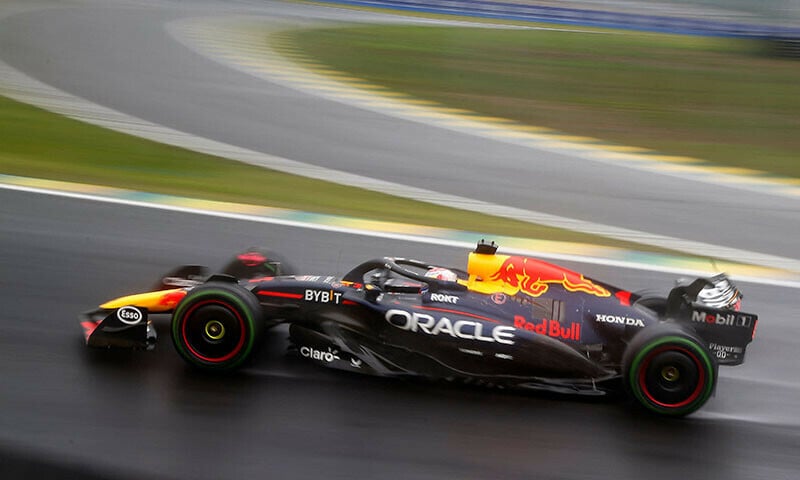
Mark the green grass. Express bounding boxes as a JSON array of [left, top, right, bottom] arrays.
[[0, 94, 657, 250], [287, 26, 800, 177]]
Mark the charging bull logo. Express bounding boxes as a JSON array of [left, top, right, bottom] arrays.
[[490, 256, 610, 298]]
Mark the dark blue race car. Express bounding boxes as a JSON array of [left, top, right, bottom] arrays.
[[80, 241, 757, 416]]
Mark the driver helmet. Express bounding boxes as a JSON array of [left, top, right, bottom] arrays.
[[425, 267, 458, 282], [697, 274, 742, 311]]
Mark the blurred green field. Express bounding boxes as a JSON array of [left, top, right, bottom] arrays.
[[0, 94, 660, 250], [287, 26, 800, 177]]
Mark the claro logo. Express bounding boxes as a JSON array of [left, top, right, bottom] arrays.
[[385, 309, 514, 345], [300, 346, 340, 363]]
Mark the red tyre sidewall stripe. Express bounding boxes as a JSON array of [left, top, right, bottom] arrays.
[[180, 299, 246, 363], [638, 345, 706, 409]]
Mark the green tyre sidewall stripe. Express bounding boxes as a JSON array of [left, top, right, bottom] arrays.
[[628, 335, 715, 416], [171, 288, 259, 371]]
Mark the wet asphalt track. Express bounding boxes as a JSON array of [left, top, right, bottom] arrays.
[[2, 0, 800, 478], [3, 189, 800, 480]]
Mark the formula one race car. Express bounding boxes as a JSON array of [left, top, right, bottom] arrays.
[[79, 241, 758, 416]]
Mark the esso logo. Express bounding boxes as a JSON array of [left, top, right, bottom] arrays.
[[117, 306, 143, 325]]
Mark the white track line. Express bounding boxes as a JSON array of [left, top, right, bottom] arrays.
[[4, 181, 800, 289], [1, 22, 800, 273]]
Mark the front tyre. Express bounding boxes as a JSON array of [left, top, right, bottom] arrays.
[[171, 282, 263, 372], [622, 324, 716, 416]]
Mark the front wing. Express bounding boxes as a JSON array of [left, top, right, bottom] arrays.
[[81, 306, 155, 350], [79, 288, 187, 350]]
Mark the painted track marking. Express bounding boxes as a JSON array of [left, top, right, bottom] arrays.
[[3, 176, 800, 289], [1, 8, 799, 273]]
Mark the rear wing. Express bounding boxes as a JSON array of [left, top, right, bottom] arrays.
[[685, 306, 757, 365], [666, 275, 757, 366]]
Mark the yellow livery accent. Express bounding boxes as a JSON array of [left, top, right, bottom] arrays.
[[99, 289, 187, 313], [467, 253, 611, 298]]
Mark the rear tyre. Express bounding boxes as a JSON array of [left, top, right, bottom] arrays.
[[171, 281, 263, 372], [622, 323, 716, 416], [633, 295, 667, 317]]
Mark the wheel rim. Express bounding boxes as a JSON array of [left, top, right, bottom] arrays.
[[638, 346, 705, 409], [204, 320, 226, 340], [180, 300, 246, 363], [661, 365, 680, 382]]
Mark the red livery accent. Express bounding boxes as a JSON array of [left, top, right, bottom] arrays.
[[257, 291, 303, 299], [248, 276, 276, 283], [81, 321, 101, 341], [159, 290, 187, 307], [237, 252, 267, 267], [616, 291, 632, 306]]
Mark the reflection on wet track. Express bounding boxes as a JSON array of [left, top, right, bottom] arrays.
[[2, 190, 800, 479]]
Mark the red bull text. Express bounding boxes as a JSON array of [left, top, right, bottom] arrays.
[[514, 316, 581, 341]]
